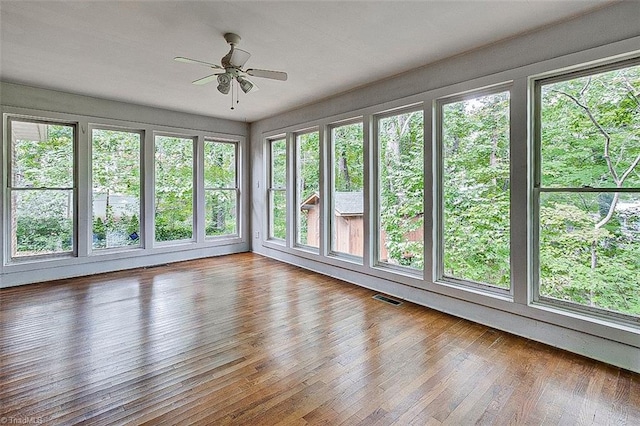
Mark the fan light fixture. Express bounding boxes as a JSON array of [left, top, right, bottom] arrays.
[[237, 76, 254, 94], [217, 73, 231, 95]]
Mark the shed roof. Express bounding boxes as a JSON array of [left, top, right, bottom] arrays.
[[335, 192, 363, 216], [300, 192, 363, 216]]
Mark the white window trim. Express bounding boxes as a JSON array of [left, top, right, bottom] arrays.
[[5, 115, 79, 262], [203, 138, 241, 240], [89, 124, 145, 254], [372, 104, 425, 277], [152, 132, 198, 246], [530, 56, 640, 326], [327, 117, 366, 264], [434, 82, 514, 298], [293, 127, 321, 252], [266, 136, 287, 243]]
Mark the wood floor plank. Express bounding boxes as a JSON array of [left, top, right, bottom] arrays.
[[1, 252, 638, 425]]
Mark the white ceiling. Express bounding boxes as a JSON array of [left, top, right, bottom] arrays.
[[1, 1, 613, 123]]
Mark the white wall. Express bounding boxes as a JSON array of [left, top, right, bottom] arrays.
[[249, 2, 640, 372], [1, 83, 250, 287]]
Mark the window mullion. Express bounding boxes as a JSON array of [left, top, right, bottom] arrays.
[[76, 119, 89, 257]]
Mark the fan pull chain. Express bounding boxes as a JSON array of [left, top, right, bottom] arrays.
[[230, 81, 235, 110]]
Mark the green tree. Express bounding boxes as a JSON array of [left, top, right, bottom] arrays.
[[442, 92, 511, 288], [204, 141, 237, 236], [333, 123, 363, 192], [297, 131, 320, 246], [539, 64, 640, 315], [155, 136, 194, 242], [92, 129, 141, 249], [11, 122, 74, 256], [379, 111, 424, 269], [270, 139, 287, 239]]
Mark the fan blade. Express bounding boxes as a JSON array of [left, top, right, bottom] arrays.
[[174, 56, 222, 69], [192, 74, 221, 85], [246, 68, 288, 81], [230, 48, 251, 68]]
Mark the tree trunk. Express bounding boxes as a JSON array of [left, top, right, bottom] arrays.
[[339, 149, 350, 191], [590, 240, 598, 307], [490, 132, 499, 186]]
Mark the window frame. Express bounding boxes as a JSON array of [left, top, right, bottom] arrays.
[[267, 136, 287, 242], [152, 132, 196, 245], [373, 105, 425, 275], [531, 57, 640, 324], [328, 117, 365, 262], [293, 127, 321, 251], [203, 138, 240, 240], [6, 116, 78, 261], [434, 83, 513, 296], [89, 124, 144, 253]]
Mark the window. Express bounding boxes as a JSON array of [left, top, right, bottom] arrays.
[[535, 60, 640, 319], [295, 130, 320, 248], [8, 118, 76, 259], [268, 138, 287, 241], [438, 89, 511, 289], [330, 121, 364, 258], [204, 139, 238, 238], [92, 128, 142, 250], [377, 109, 424, 270], [154, 135, 194, 243]]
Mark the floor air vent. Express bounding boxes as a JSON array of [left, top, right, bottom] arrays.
[[144, 263, 169, 269], [372, 294, 402, 306]]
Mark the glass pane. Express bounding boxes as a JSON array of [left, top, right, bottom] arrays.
[[442, 91, 510, 288], [11, 121, 74, 188], [332, 122, 364, 258], [204, 141, 236, 188], [205, 189, 237, 237], [271, 190, 286, 240], [271, 139, 287, 189], [539, 192, 640, 317], [378, 111, 424, 270], [540, 64, 640, 188], [92, 129, 141, 250], [296, 131, 320, 248], [11, 190, 74, 257], [154, 136, 193, 242]]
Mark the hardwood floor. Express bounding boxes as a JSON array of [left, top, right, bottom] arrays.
[[1, 253, 638, 425]]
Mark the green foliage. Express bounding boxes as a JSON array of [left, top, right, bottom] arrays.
[[442, 91, 511, 288], [541, 66, 640, 188], [333, 123, 363, 192], [12, 123, 74, 188], [297, 131, 320, 246], [204, 141, 236, 188], [271, 190, 286, 240], [379, 111, 424, 269], [11, 122, 75, 256], [539, 64, 640, 316], [205, 190, 237, 236], [155, 136, 194, 242], [92, 129, 141, 249], [205, 141, 238, 237], [270, 139, 287, 239], [16, 216, 73, 254], [271, 139, 287, 188]]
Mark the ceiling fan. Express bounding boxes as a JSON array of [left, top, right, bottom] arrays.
[[175, 33, 287, 101]]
